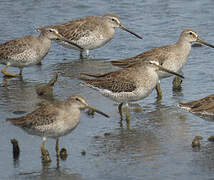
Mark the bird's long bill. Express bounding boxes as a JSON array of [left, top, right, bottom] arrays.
[[119, 24, 142, 39], [197, 38, 214, 48], [60, 36, 83, 50], [86, 105, 110, 118], [154, 64, 184, 79]]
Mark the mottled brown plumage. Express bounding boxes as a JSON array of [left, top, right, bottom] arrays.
[[111, 44, 175, 69], [179, 94, 214, 115], [0, 28, 81, 77], [39, 13, 142, 58], [82, 70, 137, 93], [7, 102, 59, 128], [80, 61, 183, 123], [6, 94, 109, 157], [111, 29, 214, 98]]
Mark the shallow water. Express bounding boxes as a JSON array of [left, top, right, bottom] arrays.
[[0, 0, 214, 179]]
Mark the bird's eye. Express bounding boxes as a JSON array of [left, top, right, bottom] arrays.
[[189, 32, 193, 35], [111, 18, 115, 22]]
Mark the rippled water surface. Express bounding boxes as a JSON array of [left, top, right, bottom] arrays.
[[0, 0, 214, 179]]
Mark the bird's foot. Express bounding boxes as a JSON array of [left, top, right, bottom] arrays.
[[2, 71, 20, 77], [1, 66, 21, 77]]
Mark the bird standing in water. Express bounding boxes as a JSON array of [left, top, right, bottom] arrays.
[[0, 28, 82, 77], [6, 94, 109, 159], [38, 13, 142, 59], [80, 61, 184, 126], [111, 29, 214, 99]]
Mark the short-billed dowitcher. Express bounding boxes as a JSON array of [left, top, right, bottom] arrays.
[[179, 94, 214, 115], [80, 61, 184, 125], [0, 28, 82, 77], [6, 94, 109, 157], [38, 14, 142, 58], [111, 28, 214, 98]]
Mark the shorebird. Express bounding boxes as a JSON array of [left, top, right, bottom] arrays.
[[80, 61, 184, 125], [111, 28, 214, 98], [0, 28, 82, 77], [179, 94, 214, 115], [6, 94, 109, 157], [38, 13, 142, 59]]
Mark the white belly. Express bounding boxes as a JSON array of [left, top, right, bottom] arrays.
[[56, 34, 112, 51]]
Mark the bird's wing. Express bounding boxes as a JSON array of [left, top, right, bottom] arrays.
[[41, 16, 101, 41], [179, 94, 214, 111], [111, 45, 172, 68], [0, 36, 32, 59], [80, 69, 137, 93], [81, 71, 113, 78], [6, 103, 61, 128]]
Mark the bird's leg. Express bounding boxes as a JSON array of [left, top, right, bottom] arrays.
[[41, 137, 47, 155], [41, 137, 51, 163], [80, 51, 84, 59], [155, 81, 162, 100], [85, 50, 90, 58], [19, 68, 23, 76], [55, 137, 60, 158], [1, 65, 20, 77], [80, 50, 90, 59], [172, 76, 183, 91], [125, 103, 130, 127], [118, 103, 123, 125]]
